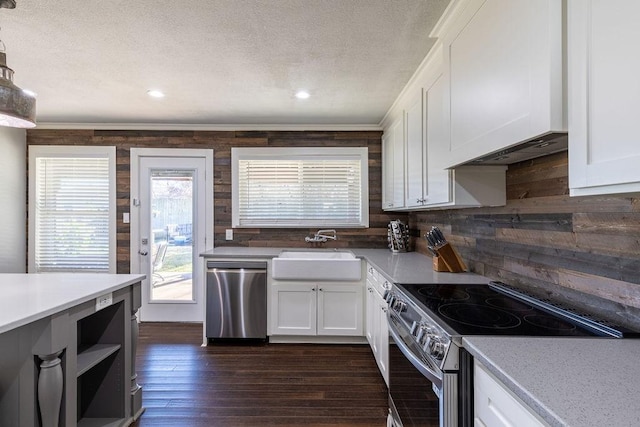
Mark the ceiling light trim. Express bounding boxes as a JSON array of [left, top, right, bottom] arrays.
[[146, 89, 165, 98]]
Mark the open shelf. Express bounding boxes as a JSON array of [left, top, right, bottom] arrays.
[[77, 301, 126, 424], [77, 344, 122, 377]]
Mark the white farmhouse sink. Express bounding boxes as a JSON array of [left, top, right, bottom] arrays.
[[271, 250, 361, 281]]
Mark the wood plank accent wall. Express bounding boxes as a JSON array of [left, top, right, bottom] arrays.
[[26, 129, 405, 274], [409, 152, 640, 329]]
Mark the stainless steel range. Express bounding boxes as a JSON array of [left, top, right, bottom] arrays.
[[386, 281, 638, 427]]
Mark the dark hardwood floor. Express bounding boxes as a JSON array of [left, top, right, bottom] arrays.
[[132, 323, 388, 426]]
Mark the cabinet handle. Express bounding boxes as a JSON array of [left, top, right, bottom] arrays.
[[312, 287, 316, 291], [381, 307, 388, 313], [319, 288, 323, 291]]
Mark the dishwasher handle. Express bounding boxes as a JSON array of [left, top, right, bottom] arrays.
[[206, 261, 267, 270]]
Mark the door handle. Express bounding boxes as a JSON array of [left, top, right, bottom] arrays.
[[139, 250, 148, 256]]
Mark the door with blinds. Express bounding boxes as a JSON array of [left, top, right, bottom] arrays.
[[130, 149, 213, 323]]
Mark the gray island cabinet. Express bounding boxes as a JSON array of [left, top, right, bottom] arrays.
[[0, 274, 145, 427]]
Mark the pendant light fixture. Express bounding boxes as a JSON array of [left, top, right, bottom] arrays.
[[0, 0, 36, 128]]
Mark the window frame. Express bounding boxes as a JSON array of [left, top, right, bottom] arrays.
[[231, 147, 369, 228], [28, 145, 117, 273]]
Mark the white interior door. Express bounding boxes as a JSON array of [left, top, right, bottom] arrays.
[[131, 149, 213, 322]]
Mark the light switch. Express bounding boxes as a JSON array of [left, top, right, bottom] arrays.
[[123, 212, 130, 224], [226, 229, 233, 240]]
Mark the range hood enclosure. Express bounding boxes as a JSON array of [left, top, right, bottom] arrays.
[[462, 133, 568, 166]]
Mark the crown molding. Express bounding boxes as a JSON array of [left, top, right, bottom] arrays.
[[32, 122, 383, 132]]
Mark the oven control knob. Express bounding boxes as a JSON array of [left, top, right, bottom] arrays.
[[387, 294, 396, 306], [393, 300, 407, 313], [410, 321, 419, 335], [429, 338, 446, 360], [416, 325, 432, 344]]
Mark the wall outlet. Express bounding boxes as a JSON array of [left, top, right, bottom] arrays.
[[96, 292, 113, 311], [226, 229, 233, 240]]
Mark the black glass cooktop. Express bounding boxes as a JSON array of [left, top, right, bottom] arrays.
[[396, 282, 631, 337]]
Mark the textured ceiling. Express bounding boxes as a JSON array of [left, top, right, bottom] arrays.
[[1, 0, 450, 127]]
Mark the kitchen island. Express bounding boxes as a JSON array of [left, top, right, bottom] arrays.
[[0, 273, 145, 427]]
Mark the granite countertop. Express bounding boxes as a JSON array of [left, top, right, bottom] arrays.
[[200, 247, 489, 285], [463, 336, 640, 427], [0, 273, 145, 334]]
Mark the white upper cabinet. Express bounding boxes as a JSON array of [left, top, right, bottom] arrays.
[[568, 0, 640, 196], [405, 90, 425, 208], [382, 117, 405, 210], [381, 42, 506, 211], [423, 71, 452, 206], [437, 0, 565, 168]]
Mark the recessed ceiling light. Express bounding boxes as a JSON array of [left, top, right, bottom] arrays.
[[147, 89, 165, 98], [22, 89, 37, 97], [295, 90, 310, 99]]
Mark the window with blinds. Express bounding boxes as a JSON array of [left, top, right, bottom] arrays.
[[232, 147, 369, 228], [28, 146, 116, 273]]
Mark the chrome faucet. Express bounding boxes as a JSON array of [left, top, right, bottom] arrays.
[[305, 229, 337, 243]]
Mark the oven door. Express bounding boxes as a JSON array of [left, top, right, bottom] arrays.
[[388, 311, 458, 427]]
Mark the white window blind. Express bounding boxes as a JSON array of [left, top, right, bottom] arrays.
[[29, 146, 116, 273], [232, 148, 369, 228]]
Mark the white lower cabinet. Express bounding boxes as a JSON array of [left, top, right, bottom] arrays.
[[271, 282, 363, 336], [474, 360, 549, 427], [365, 264, 389, 385]]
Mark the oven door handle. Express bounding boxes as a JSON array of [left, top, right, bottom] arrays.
[[388, 312, 443, 388]]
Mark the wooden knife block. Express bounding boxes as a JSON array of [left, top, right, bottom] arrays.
[[432, 255, 450, 272], [432, 242, 467, 273]]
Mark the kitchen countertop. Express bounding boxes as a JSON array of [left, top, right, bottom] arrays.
[[200, 247, 489, 285], [0, 273, 145, 334], [463, 336, 640, 427], [202, 247, 640, 426]]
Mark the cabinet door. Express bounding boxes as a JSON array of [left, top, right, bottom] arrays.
[[405, 91, 425, 208], [382, 117, 405, 210], [442, 0, 564, 168], [424, 71, 453, 206], [568, 0, 640, 196], [270, 283, 317, 335], [382, 132, 394, 210], [375, 293, 389, 386], [317, 284, 364, 336], [365, 284, 376, 346], [474, 361, 548, 427]]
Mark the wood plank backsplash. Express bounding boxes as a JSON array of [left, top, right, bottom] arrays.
[[26, 131, 638, 328], [26, 130, 406, 274], [409, 152, 640, 329]]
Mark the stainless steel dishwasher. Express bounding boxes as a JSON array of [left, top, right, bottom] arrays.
[[206, 261, 267, 339]]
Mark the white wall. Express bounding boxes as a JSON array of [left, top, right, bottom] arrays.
[[0, 127, 26, 273]]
